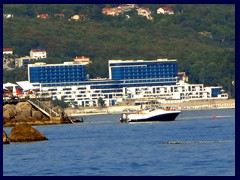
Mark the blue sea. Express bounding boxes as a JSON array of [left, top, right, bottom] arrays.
[[3, 108, 235, 176]]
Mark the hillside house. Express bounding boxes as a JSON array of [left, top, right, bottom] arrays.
[[157, 7, 174, 15], [37, 14, 49, 19], [3, 14, 14, 18], [69, 14, 88, 21], [3, 48, 13, 55], [117, 4, 136, 12], [177, 72, 189, 82], [30, 49, 47, 59], [102, 7, 123, 16], [136, 7, 153, 20], [74, 56, 92, 65]]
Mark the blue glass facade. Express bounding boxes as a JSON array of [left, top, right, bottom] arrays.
[[29, 59, 177, 87], [28, 63, 87, 83], [33, 59, 178, 88], [109, 60, 177, 80]]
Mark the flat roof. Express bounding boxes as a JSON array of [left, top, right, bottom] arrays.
[[28, 61, 86, 67], [16, 81, 39, 90], [109, 59, 177, 63]]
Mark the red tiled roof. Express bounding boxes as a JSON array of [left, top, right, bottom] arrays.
[[102, 8, 112, 11], [74, 56, 92, 63], [37, 14, 49, 18], [31, 49, 46, 52], [3, 48, 13, 52], [161, 7, 173, 12], [75, 56, 88, 59], [102, 7, 122, 13], [138, 7, 150, 11]]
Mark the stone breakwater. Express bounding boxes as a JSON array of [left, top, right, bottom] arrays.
[[65, 99, 235, 116]]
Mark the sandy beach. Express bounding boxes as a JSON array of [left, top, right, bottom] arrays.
[[65, 99, 235, 117]]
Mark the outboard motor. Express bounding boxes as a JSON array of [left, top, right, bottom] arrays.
[[120, 113, 128, 123]]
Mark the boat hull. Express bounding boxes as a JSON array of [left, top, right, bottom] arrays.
[[129, 112, 180, 122]]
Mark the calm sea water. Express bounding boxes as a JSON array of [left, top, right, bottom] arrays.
[[3, 109, 235, 176]]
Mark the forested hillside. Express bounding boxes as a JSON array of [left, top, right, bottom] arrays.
[[3, 4, 235, 97]]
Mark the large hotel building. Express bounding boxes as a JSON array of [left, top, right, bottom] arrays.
[[25, 59, 228, 107]]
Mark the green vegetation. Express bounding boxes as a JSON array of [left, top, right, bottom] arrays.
[[98, 97, 105, 107], [51, 98, 69, 109], [3, 4, 235, 97]]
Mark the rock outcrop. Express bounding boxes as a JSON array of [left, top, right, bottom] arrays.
[[3, 101, 82, 127], [9, 123, 48, 142], [3, 102, 50, 126], [3, 104, 16, 120], [3, 131, 10, 144], [32, 110, 43, 120]]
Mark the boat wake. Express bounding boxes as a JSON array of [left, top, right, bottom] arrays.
[[160, 140, 234, 144]]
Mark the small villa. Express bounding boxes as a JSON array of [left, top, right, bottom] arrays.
[[3, 48, 13, 55], [30, 49, 47, 59], [37, 14, 49, 19], [157, 7, 174, 15], [69, 14, 87, 21], [74, 56, 92, 65]]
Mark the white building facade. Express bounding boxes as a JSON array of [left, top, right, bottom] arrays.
[[157, 7, 174, 15], [30, 49, 47, 59], [29, 80, 227, 108]]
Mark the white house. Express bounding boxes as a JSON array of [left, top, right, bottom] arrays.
[[74, 56, 92, 65], [157, 7, 174, 15], [117, 4, 135, 12], [3, 48, 13, 55], [102, 7, 123, 16], [3, 14, 14, 18], [69, 14, 87, 21], [136, 7, 153, 20], [30, 49, 47, 59], [37, 14, 49, 19]]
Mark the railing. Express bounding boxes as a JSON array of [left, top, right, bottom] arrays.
[[3, 92, 52, 103], [28, 99, 60, 117]]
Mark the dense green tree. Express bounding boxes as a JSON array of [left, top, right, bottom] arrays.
[[98, 97, 105, 107], [51, 98, 69, 109]]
